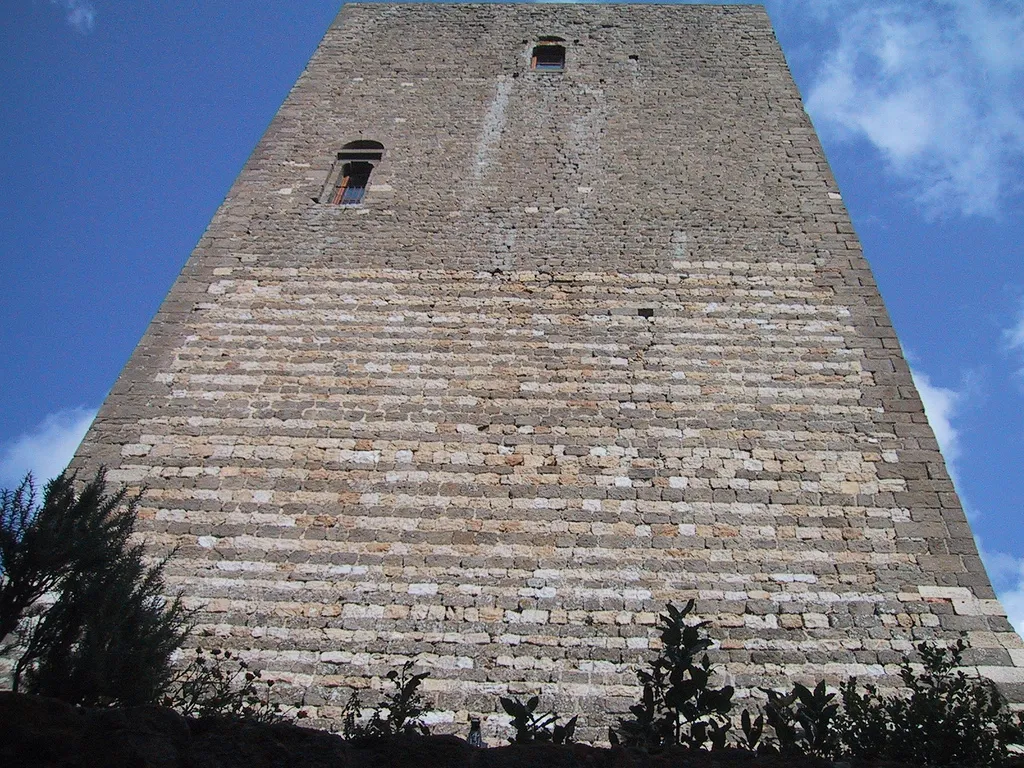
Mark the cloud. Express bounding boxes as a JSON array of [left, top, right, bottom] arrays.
[[1000, 587, 1024, 637], [910, 368, 963, 481], [49, 0, 96, 34], [1002, 299, 1024, 383], [778, 0, 1024, 217], [1010, 329, 1024, 353], [976, 539, 1024, 635], [0, 407, 98, 489], [1006, 300, 1024, 351], [909, 368, 1021, 633]]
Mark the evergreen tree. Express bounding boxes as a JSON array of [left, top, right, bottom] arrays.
[[1, 469, 189, 706]]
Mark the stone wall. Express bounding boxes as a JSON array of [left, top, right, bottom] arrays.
[[70, 3, 1023, 741]]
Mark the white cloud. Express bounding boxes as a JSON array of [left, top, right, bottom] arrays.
[[1006, 300, 1024, 351], [0, 407, 98, 489], [775, 0, 1024, 216], [976, 538, 1024, 635], [910, 368, 963, 481], [911, 366, 1021, 634], [1002, 299, 1024, 383], [1000, 588, 1024, 637], [49, 0, 96, 34]]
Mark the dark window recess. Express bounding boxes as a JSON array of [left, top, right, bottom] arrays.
[[333, 161, 372, 205], [326, 140, 384, 205], [638, 308, 654, 319], [532, 42, 565, 71]]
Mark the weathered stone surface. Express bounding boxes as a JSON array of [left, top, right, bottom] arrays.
[[62, 1, 1022, 741]]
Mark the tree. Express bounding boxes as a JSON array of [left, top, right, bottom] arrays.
[[0, 469, 189, 706]]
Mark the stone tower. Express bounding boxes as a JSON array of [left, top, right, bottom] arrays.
[[72, 3, 1023, 736]]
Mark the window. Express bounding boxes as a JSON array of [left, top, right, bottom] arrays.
[[325, 140, 384, 205], [531, 37, 565, 71], [333, 161, 372, 205]]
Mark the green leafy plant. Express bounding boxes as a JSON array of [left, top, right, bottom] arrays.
[[836, 640, 1024, 766], [759, 681, 840, 757], [500, 695, 578, 744], [610, 601, 734, 752], [341, 661, 432, 739], [164, 647, 300, 724], [738, 709, 764, 751], [2, 470, 190, 707], [609, 601, 1024, 767]]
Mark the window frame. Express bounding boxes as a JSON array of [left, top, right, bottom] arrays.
[[323, 141, 384, 206], [531, 37, 566, 72], [332, 161, 373, 206]]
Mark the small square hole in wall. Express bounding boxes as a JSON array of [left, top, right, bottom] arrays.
[[532, 39, 565, 71], [638, 308, 654, 319]]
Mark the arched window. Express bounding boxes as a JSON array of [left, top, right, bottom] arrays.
[[531, 37, 566, 71], [326, 140, 384, 205]]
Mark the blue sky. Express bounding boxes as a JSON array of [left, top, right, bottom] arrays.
[[2, 0, 1022, 631]]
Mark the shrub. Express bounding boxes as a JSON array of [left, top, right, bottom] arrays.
[[610, 601, 734, 751], [341, 661, 432, 739], [759, 680, 840, 758], [164, 647, 296, 724], [614, 602, 1024, 767], [500, 695, 578, 744], [836, 639, 1024, 767]]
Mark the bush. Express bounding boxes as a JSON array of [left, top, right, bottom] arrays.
[[500, 695, 578, 744], [341, 661, 432, 739], [164, 647, 298, 724], [611, 603, 1023, 767], [610, 600, 734, 751], [1, 470, 189, 707], [836, 639, 1024, 766], [759, 680, 840, 758]]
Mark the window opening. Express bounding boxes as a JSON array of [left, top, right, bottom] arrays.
[[333, 161, 373, 205], [637, 308, 654, 319], [326, 140, 384, 206], [531, 37, 566, 71]]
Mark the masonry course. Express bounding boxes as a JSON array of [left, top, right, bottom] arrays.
[[67, 2, 1022, 741]]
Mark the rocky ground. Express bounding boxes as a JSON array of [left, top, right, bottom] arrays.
[[4, 692, 1023, 768]]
